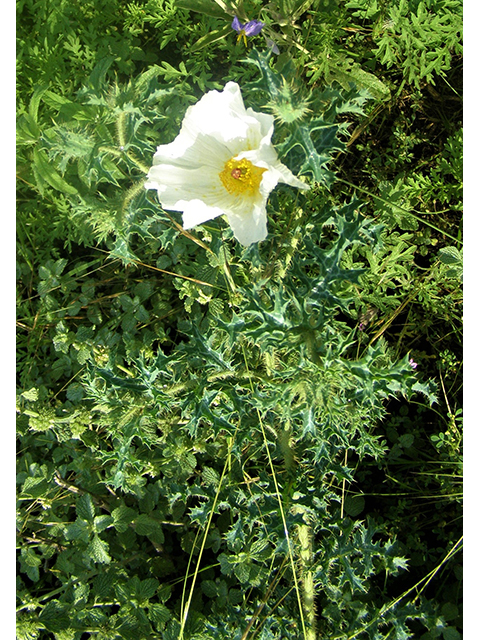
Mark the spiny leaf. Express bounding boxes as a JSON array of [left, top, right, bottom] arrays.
[[32, 148, 78, 195]]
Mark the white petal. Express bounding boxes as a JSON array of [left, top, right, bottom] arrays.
[[147, 164, 230, 212], [181, 200, 225, 229], [225, 201, 268, 246], [147, 86, 271, 175], [150, 131, 231, 171], [245, 107, 275, 142], [270, 160, 310, 191], [178, 82, 264, 157]]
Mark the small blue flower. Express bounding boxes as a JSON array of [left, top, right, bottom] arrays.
[[231, 16, 264, 46]]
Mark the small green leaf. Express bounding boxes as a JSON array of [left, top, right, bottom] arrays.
[[21, 388, 39, 402], [190, 24, 232, 52], [93, 571, 115, 598], [442, 627, 461, 640], [17, 114, 41, 145], [94, 515, 114, 533], [201, 580, 218, 598], [441, 602, 459, 621], [250, 538, 270, 559], [137, 577, 160, 600], [38, 600, 71, 631], [202, 466, 220, 487], [28, 84, 49, 121], [76, 493, 95, 521], [344, 495, 365, 517], [438, 246, 462, 265], [88, 534, 111, 564], [64, 518, 90, 543], [326, 58, 391, 101], [21, 476, 50, 499], [66, 383, 84, 403], [112, 505, 138, 532], [399, 433, 414, 449], [135, 514, 164, 542], [149, 602, 171, 625], [233, 561, 250, 583], [53, 258, 68, 276], [19, 547, 41, 583]]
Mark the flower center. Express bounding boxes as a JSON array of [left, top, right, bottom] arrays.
[[219, 158, 266, 197]]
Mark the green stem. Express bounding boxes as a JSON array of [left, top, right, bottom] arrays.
[[297, 524, 317, 640]]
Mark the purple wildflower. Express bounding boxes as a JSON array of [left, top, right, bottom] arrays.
[[232, 16, 264, 46], [409, 358, 418, 369]]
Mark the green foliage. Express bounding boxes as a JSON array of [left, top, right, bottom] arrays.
[[17, 2, 462, 639], [244, 49, 370, 186], [17, 0, 149, 111], [403, 129, 463, 212], [345, 0, 463, 88]]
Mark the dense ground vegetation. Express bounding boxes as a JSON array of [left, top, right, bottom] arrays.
[[17, 1, 463, 638]]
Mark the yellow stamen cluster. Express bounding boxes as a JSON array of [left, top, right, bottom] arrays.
[[219, 158, 266, 197], [237, 30, 248, 47]]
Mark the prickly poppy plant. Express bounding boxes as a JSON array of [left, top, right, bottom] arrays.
[[16, 2, 463, 639]]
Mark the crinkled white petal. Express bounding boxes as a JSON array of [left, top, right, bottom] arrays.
[[145, 82, 309, 246], [181, 200, 225, 229], [148, 132, 231, 172], [146, 164, 224, 208], [147, 163, 254, 234], [225, 202, 268, 246], [149, 82, 270, 168]]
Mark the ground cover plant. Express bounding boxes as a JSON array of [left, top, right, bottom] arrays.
[[16, 1, 463, 638]]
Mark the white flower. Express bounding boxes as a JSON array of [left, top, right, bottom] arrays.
[[145, 81, 309, 246]]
